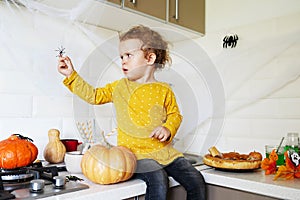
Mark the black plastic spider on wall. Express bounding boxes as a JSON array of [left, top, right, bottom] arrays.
[[223, 34, 238, 48]]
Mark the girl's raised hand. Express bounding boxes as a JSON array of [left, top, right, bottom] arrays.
[[57, 56, 74, 77]]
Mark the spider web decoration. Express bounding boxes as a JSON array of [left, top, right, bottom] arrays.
[[223, 34, 239, 48]]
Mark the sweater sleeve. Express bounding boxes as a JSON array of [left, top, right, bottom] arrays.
[[63, 71, 116, 105], [162, 88, 183, 141]]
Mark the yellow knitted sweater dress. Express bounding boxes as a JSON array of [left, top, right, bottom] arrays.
[[63, 71, 183, 165]]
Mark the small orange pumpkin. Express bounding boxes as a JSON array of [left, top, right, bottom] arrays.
[[81, 144, 137, 184], [0, 134, 38, 169]]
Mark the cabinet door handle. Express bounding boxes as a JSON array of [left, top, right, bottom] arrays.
[[175, 0, 179, 20], [130, 0, 136, 4]]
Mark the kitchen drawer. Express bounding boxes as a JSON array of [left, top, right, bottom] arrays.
[[207, 184, 281, 200], [124, 185, 186, 200]]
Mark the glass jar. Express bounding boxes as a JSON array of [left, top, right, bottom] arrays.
[[284, 132, 299, 153]]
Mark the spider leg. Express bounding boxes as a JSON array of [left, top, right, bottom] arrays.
[[234, 34, 239, 41], [227, 35, 233, 48], [232, 41, 236, 48], [232, 35, 238, 48], [223, 36, 228, 48], [223, 42, 226, 48]]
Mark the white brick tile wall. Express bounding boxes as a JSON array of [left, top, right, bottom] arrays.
[[32, 96, 73, 117], [0, 71, 40, 94], [0, 1, 300, 159], [0, 94, 32, 117]]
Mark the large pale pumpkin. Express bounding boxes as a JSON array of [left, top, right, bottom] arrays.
[[81, 144, 137, 184], [0, 134, 38, 169]]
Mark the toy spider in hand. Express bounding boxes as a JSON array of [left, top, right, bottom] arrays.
[[55, 46, 66, 57], [223, 34, 238, 48]]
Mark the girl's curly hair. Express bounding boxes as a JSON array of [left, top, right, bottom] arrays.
[[119, 25, 172, 69]]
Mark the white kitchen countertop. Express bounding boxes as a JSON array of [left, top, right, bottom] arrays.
[[202, 167, 300, 200], [40, 165, 300, 200]]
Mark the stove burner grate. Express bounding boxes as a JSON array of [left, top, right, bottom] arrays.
[[0, 190, 15, 200], [0, 163, 89, 200], [0, 162, 59, 192], [1, 173, 34, 182], [1, 168, 28, 176]]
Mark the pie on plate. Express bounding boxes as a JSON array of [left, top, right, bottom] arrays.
[[203, 146, 262, 170]]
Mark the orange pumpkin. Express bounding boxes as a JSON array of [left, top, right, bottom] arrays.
[[81, 144, 137, 184], [0, 134, 38, 169]]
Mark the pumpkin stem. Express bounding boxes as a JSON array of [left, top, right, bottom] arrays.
[[100, 130, 113, 148], [13, 134, 34, 142]]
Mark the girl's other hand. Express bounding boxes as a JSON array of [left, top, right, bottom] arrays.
[[57, 56, 74, 77], [150, 126, 171, 142]]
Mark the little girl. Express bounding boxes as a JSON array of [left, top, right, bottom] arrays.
[[58, 25, 206, 200]]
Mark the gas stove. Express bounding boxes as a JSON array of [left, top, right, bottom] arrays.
[[0, 162, 88, 200]]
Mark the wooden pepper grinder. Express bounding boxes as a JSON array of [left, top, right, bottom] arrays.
[[43, 129, 66, 163]]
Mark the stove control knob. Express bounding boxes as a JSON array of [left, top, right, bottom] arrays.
[[53, 176, 66, 188], [30, 179, 45, 192]]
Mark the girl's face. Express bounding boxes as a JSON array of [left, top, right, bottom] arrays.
[[119, 39, 155, 82]]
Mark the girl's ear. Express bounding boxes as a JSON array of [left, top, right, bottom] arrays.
[[146, 52, 156, 65]]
